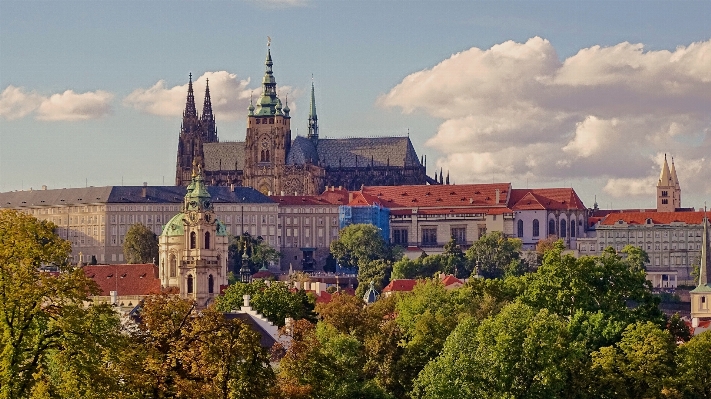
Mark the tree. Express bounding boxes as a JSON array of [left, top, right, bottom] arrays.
[[590, 321, 676, 399], [413, 302, 575, 399], [228, 233, 280, 274], [465, 231, 527, 279], [215, 280, 316, 327], [0, 209, 122, 399], [330, 224, 389, 271], [674, 330, 711, 399], [123, 223, 158, 264]]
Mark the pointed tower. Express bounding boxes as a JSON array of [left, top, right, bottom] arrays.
[[670, 157, 682, 210], [691, 211, 711, 322], [175, 74, 205, 186], [201, 78, 218, 143], [243, 44, 293, 195], [160, 161, 229, 308], [656, 154, 678, 212], [307, 80, 319, 142]]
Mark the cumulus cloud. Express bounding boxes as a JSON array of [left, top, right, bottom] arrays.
[[379, 37, 711, 199], [0, 86, 112, 121], [124, 71, 297, 121]]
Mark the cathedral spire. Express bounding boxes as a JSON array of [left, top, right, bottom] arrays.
[[658, 154, 672, 186], [254, 45, 280, 116], [184, 73, 197, 119], [699, 210, 708, 286], [671, 156, 680, 188], [201, 78, 217, 142], [307, 79, 319, 141]]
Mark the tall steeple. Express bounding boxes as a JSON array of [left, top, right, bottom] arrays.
[[657, 154, 679, 212], [658, 154, 672, 186], [176, 73, 203, 186], [255, 45, 280, 116], [201, 78, 217, 143], [307, 79, 319, 141], [184, 73, 198, 120], [700, 212, 708, 286]]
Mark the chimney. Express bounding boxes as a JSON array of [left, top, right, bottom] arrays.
[[495, 189, 500, 204], [230, 183, 235, 192], [243, 294, 251, 308], [110, 290, 118, 305], [42, 185, 47, 190], [268, 190, 272, 196], [281, 191, 285, 196], [142, 182, 147, 198]]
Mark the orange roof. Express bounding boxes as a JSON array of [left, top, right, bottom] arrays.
[[382, 279, 418, 293], [508, 188, 586, 211], [84, 264, 161, 296], [440, 274, 463, 287], [600, 211, 705, 226], [362, 183, 512, 209]]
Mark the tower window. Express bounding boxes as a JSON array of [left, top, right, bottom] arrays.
[[256, 119, 261, 124], [187, 275, 194, 294], [517, 220, 523, 238], [560, 220, 567, 238], [570, 220, 576, 238], [190, 232, 196, 249], [205, 232, 211, 249], [169, 254, 177, 278], [533, 219, 540, 237], [662, 190, 668, 197], [549, 219, 556, 236], [208, 274, 214, 294], [662, 199, 668, 205]]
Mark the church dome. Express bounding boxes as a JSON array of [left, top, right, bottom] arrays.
[[162, 212, 185, 236]]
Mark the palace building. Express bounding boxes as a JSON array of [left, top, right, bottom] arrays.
[[175, 47, 431, 195]]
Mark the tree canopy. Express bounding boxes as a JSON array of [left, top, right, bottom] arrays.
[[123, 223, 159, 264]]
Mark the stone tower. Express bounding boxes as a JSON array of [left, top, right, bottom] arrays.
[[656, 155, 681, 212], [175, 75, 218, 186], [160, 162, 229, 308], [243, 47, 293, 195], [307, 80, 318, 142]]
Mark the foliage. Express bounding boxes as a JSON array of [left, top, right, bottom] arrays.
[[413, 302, 576, 399], [228, 233, 281, 274], [123, 223, 159, 264], [465, 231, 527, 278], [391, 239, 467, 280], [667, 313, 692, 343], [0, 209, 121, 399], [330, 224, 389, 270], [591, 321, 676, 399], [215, 280, 316, 327], [356, 259, 392, 298], [674, 330, 711, 398]]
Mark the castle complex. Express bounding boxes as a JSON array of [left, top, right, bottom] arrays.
[[175, 47, 431, 195]]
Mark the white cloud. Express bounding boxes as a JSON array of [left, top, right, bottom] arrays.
[[0, 86, 113, 121], [124, 71, 297, 121], [380, 37, 711, 198], [36, 90, 113, 121]]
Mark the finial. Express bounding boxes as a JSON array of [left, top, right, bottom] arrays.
[[189, 72, 192, 81], [267, 36, 271, 47]]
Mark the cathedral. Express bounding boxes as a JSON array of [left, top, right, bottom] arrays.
[[175, 47, 432, 195]]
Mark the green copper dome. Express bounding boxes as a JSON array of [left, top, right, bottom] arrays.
[[162, 212, 185, 236]]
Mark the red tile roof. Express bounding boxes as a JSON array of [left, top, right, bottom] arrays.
[[83, 264, 161, 296], [270, 187, 350, 206], [382, 279, 418, 293], [508, 188, 587, 211], [361, 183, 512, 210], [600, 211, 705, 226], [440, 274, 464, 287]]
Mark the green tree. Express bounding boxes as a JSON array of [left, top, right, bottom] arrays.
[[215, 280, 316, 327], [123, 223, 158, 264], [0, 209, 122, 399], [413, 302, 575, 399], [590, 321, 676, 399], [228, 233, 280, 274], [330, 224, 389, 270], [465, 231, 526, 279], [674, 330, 711, 399]]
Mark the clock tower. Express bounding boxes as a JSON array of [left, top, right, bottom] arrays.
[[159, 161, 229, 307]]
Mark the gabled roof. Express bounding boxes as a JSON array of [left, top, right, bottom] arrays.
[[286, 136, 319, 165], [508, 188, 586, 211], [440, 274, 464, 287], [285, 136, 422, 168], [599, 211, 705, 226], [83, 264, 161, 296], [382, 279, 418, 293], [203, 142, 245, 171], [362, 183, 511, 210]]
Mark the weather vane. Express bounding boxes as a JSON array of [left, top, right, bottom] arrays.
[[267, 36, 271, 47]]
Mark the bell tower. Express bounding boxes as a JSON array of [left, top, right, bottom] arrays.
[[656, 155, 681, 212], [243, 45, 292, 195]]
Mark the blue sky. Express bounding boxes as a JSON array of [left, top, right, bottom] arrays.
[[1, 0, 711, 210]]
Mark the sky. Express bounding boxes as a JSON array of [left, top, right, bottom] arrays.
[[1, 0, 711, 210]]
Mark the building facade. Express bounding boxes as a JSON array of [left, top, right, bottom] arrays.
[[176, 47, 432, 195]]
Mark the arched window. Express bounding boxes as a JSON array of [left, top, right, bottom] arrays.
[[560, 219, 567, 237], [205, 232, 211, 249], [169, 254, 177, 277], [260, 150, 265, 162], [570, 220, 576, 237], [208, 274, 214, 294], [533, 219, 540, 237], [265, 150, 270, 162], [517, 220, 523, 238], [187, 274, 194, 294], [549, 219, 556, 236], [190, 232, 196, 249]]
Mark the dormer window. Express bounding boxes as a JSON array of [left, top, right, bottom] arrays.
[[646, 218, 653, 225]]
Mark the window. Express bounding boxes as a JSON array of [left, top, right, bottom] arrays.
[[422, 228, 437, 246], [517, 220, 524, 238], [393, 229, 408, 246], [190, 232, 196, 249], [532, 219, 540, 237], [205, 232, 211, 249], [478, 226, 487, 238], [570, 220, 576, 237], [170, 255, 177, 278], [560, 220, 567, 238], [549, 219, 556, 236], [187, 275, 194, 294], [208, 275, 214, 294], [451, 227, 466, 244]]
